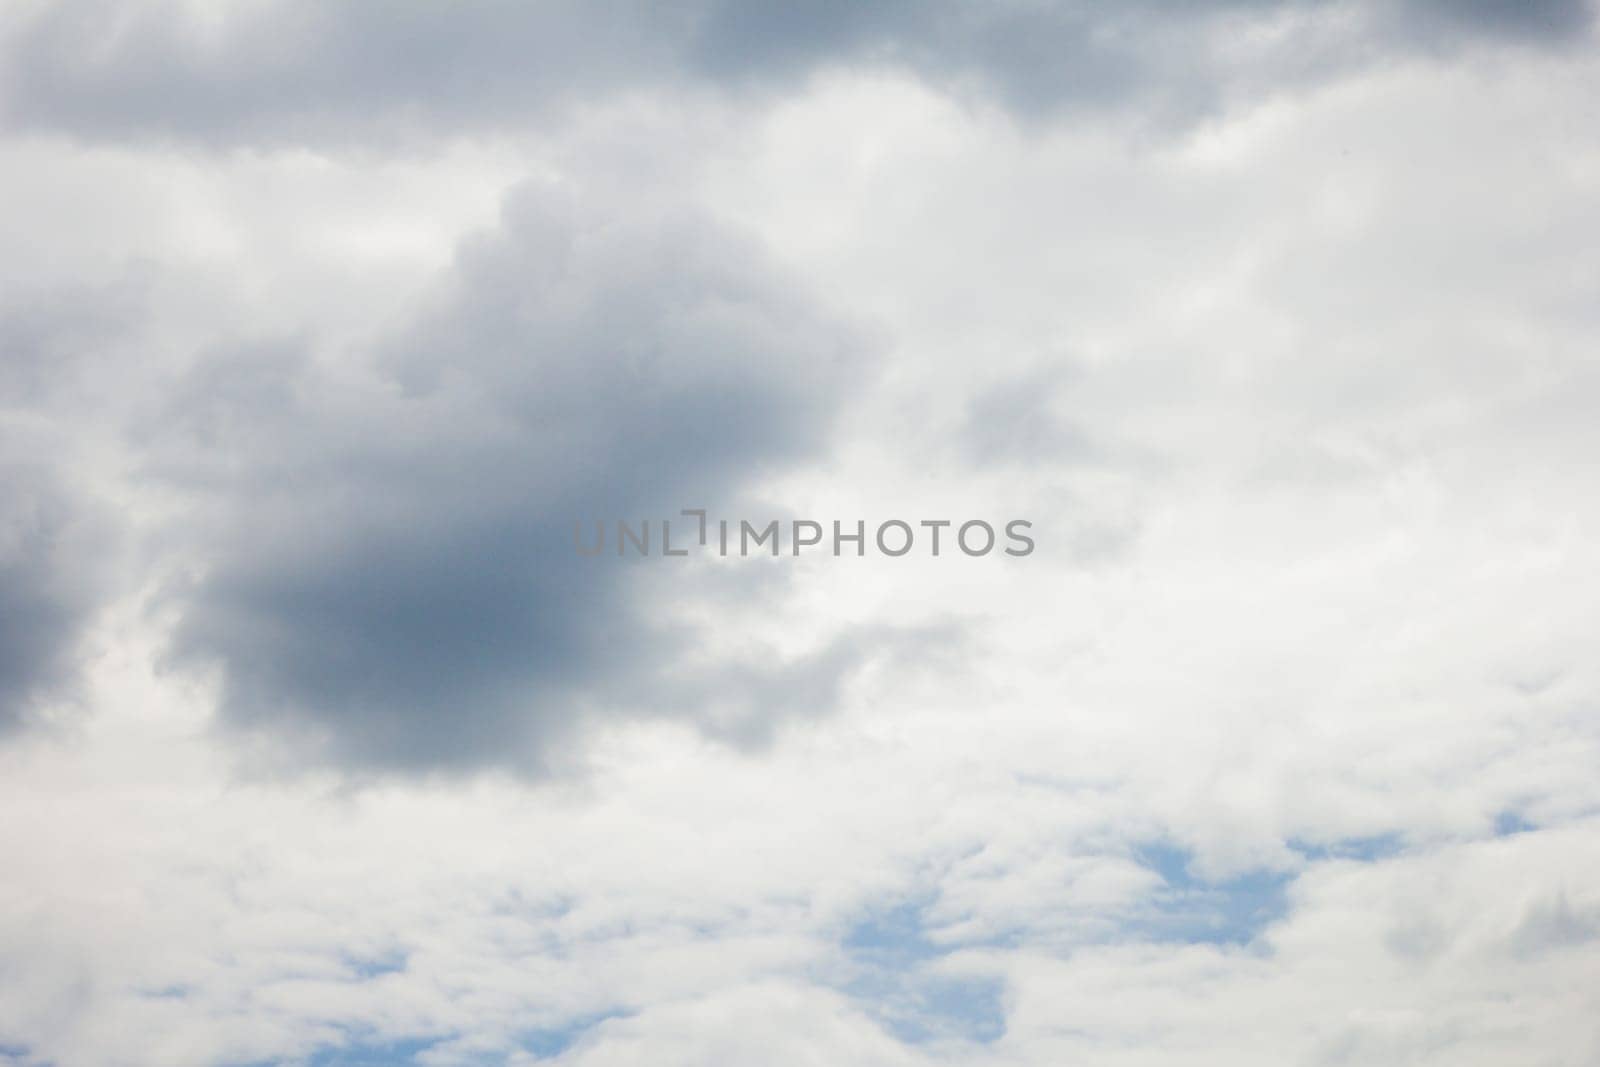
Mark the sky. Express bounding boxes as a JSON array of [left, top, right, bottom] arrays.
[[1, 1, 1599, 1064]]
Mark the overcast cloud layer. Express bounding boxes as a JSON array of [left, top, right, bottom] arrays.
[[2, 0, 1594, 144], [2, 1, 1599, 1065]]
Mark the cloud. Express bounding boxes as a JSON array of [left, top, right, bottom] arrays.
[[0, 464, 111, 734], [1402, 0, 1594, 41], [1, 0, 1591, 147], [960, 363, 1095, 466], [0, 280, 134, 735], [0, 280, 140, 403], [1, 6, 1599, 1066], [155, 179, 871, 776], [535, 983, 931, 1067]]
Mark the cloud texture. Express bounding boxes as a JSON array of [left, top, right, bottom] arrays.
[[0, 1, 1598, 1065]]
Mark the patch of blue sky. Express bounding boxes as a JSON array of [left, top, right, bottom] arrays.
[[840, 897, 1006, 1046], [342, 951, 408, 979], [844, 897, 947, 966], [518, 1011, 631, 1060], [250, 1009, 628, 1067], [1493, 810, 1537, 837], [1130, 843, 1291, 947], [1287, 833, 1406, 863], [305, 1037, 443, 1067], [222, 1035, 451, 1067]]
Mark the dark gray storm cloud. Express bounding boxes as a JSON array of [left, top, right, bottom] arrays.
[[1, 0, 1590, 145], [0, 465, 109, 734], [151, 182, 869, 775], [1404, 0, 1594, 40]]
